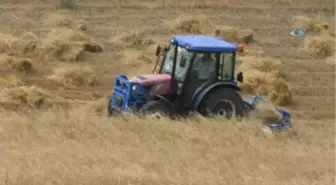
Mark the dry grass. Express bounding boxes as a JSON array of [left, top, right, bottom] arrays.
[[294, 16, 336, 58], [168, 15, 213, 34], [0, 1, 334, 185], [41, 28, 103, 62], [237, 55, 293, 106], [118, 49, 157, 75], [293, 15, 331, 35], [0, 54, 33, 73], [111, 28, 156, 48], [48, 65, 97, 87], [0, 32, 39, 58], [1, 12, 102, 64], [0, 107, 334, 185], [167, 15, 255, 44], [303, 33, 335, 57], [43, 11, 87, 31], [0, 86, 45, 107], [216, 26, 255, 44]]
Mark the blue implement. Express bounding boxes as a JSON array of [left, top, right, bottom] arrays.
[[109, 75, 151, 113], [243, 93, 292, 133]]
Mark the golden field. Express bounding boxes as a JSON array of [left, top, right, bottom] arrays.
[[0, 0, 335, 184]]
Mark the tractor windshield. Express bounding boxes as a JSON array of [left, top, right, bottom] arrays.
[[161, 44, 192, 82]]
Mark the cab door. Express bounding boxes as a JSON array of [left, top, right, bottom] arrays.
[[177, 53, 219, 109]]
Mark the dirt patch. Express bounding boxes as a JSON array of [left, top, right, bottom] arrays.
[[47, 65, 97, 87], [238, 55, 292, 106]]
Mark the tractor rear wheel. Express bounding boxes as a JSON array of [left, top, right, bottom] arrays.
[[197, 88, 245, 119], [140, 100, 175, 119]]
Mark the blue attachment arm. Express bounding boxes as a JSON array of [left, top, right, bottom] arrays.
[[243, 93, 292, 132], [110, 75, 151, 112]]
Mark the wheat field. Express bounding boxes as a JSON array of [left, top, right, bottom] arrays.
[[0, 0, 335, 184]]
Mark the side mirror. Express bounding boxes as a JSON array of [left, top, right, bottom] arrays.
[[237, 71, 243, 83], [155, 45, 167, 56], [180, 57, 187, 68]]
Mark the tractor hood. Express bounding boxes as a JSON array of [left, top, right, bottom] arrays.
[[129, 74, 172, 96], [129, 74, 171, 86]]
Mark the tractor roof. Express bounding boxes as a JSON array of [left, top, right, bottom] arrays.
[[172, 35, 238, 53]]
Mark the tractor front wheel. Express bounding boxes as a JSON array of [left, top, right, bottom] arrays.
[[197, 88, 245, 119], [107, 100, 119, 117], [140, 100, 175, 119]]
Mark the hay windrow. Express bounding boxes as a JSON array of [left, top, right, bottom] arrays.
[[0, 13, 102, 64], [37, 28, 103, 62], [0, 75, 24, 89], [215, 26, 255, 44], [168, 15, 214, 34], [0, 32, 42, 59], [294, 16, 335, 58], [237, 55, 292, 106], [0, 54, 33, 73], [0, 86, 45, 107], [48, 66, 97, 87], [293, 15, 330, 35], [111, 28, 155, 48], [303, 33, 335, 57], [43, 12, 88, 31]]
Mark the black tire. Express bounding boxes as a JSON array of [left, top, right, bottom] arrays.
[[107, 99, 119, 117], [140, 100, 175, 119], [197, 87, 245, 119], [107, 100, 112, 117]]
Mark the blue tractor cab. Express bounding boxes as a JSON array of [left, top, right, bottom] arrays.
[[108, 35, 292, 132]]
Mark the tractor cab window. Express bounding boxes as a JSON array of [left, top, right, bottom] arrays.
[[161, 44, 175, 74], [219, 53, 234, 80], [161, 44, 192, 82], [193, 53, 217, 80], [175, 48, 192, 82]]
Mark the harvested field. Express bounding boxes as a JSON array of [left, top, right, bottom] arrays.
[[0, 0, 334, 185]]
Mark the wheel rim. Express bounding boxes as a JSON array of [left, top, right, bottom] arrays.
[[211, 99, 236, 119]]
